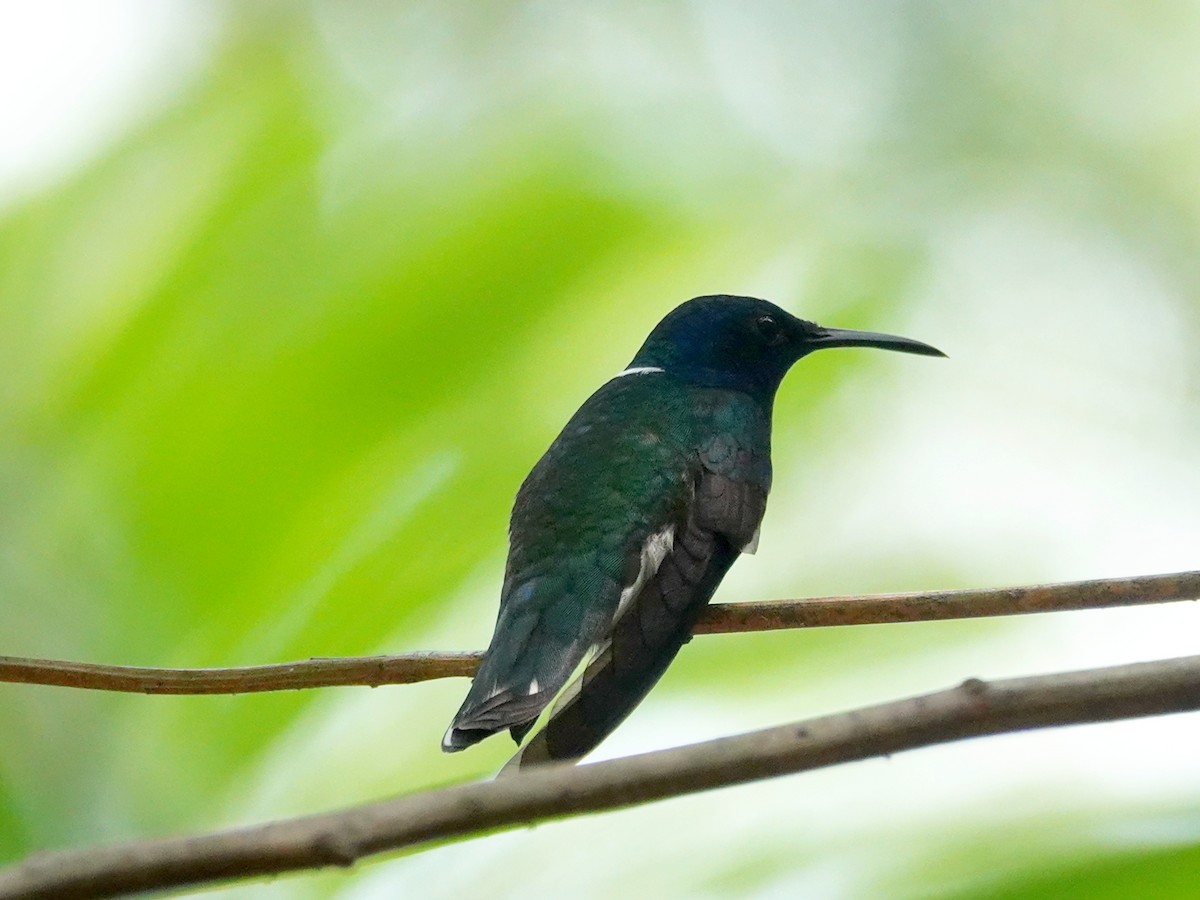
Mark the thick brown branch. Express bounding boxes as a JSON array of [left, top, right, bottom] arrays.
[[3, 653, 1199, 899], [1, 571, 1196, 695]]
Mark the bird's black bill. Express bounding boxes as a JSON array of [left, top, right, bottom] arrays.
[[809, 326, 946, 358]]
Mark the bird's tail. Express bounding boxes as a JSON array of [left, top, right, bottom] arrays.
[[503, 524, 739, 772], [442, 576, 604, 753]]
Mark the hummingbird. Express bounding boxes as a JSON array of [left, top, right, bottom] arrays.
[[443, 295, 943, 768]]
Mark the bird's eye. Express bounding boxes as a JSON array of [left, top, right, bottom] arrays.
[[754, 315, 786, 345]]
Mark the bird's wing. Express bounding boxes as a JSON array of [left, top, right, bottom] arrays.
[[504, 441, 768, 770], [443, 379, 695, 753]]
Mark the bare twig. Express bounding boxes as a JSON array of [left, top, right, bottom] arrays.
[[0, 653, 479, 694], [1, 571, 1195, 695], [691, 570, 1200, 633], [3, 653, 1199, 899]]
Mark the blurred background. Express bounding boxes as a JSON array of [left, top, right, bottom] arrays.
[[2, 2, 1199, 897]]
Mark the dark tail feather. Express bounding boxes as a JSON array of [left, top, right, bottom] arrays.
[[443, 578, 603, 753], [443, 688, 551, 751], [507, 524, 738, 769]]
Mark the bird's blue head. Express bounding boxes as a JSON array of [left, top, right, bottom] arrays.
[[629, 295, 944, 404]]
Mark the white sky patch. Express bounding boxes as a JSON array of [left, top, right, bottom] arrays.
[[0, 1, 217, 210]]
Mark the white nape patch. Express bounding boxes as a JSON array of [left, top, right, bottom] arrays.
[[614, 366, 665, 379], [742, 526, 761, 555], [527, 678, 540, 695], [613, 524, 676, 624]]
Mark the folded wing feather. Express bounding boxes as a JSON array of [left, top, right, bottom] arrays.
[[504, 467, 766, 769]]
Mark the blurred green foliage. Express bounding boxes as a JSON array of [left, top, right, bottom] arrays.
[[2, 3, 1199, 898]]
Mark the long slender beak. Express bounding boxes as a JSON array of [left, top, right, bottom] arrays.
[[809, 326, 946, 358]]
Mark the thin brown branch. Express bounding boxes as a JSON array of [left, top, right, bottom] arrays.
[[0, 653, 479, 695], [4, 653, 1199, 899], [1, 570, 1196, 695], [691, 569, 1200, 634]]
